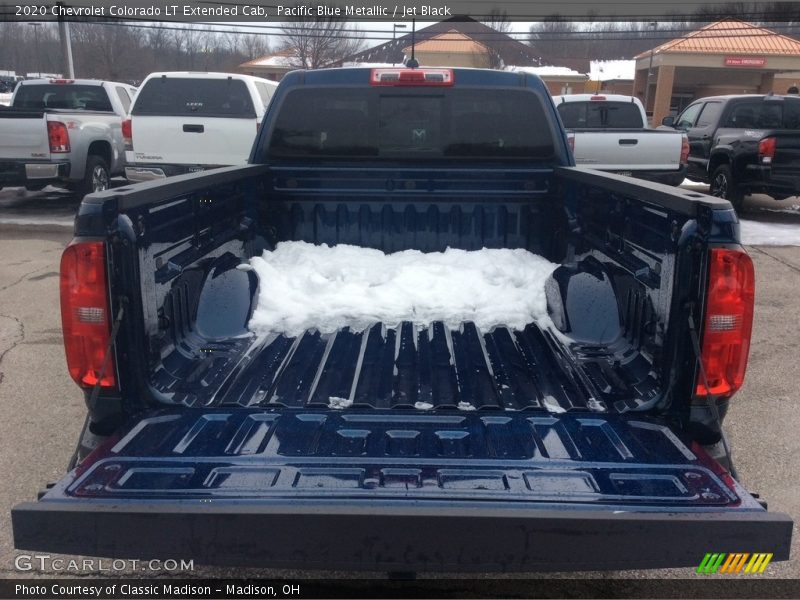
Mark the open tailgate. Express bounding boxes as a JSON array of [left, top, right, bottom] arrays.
[[13, 408, 792, 572]]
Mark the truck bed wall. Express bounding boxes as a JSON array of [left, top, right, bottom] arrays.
[[101, 165, 699, 415]]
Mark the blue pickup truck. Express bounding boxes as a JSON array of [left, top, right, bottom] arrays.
[[12, 67, 792, 573]]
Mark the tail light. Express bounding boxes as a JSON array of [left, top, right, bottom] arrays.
[[121, 119, 133, 151], [758, 136, 776, 164], [49, 79, 75, 84], [680, 134, 690, 165], [60, 241, 116, 388], [47, 121, 70, 153], [566, 132, 575, 154], [370, 68, 454, 86], [589, 95, 607, 101], [695, 248, 755, 400]]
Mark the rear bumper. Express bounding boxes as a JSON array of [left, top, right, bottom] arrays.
[[744, 164, 800, 198], [125, 163, 216, 183], [621, 165, 687, 187], [13, 499, 792, 572], [0, 159, 70, 186]]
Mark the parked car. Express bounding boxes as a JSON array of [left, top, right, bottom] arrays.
[[553, 93, 689, 186], [124, 71, 279, 183], [13, 67, 792, 573], [0, 78, 136, 197], [662, 94, 800, 210]]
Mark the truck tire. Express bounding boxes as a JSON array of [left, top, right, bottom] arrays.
[[710, 164, 744, 212], [73, 155, 110, 199]]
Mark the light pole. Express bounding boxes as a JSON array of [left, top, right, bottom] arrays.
[[643, 21, 657, 123], [29, 23, 42, 77], [392, 24, 407, 66]]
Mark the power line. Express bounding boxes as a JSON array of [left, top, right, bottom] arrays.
[[3, 16, 800, 43]]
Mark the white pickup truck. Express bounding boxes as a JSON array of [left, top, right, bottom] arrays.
[[553, 93, 688, 186], [124, 72, 278, 182], [0, 78, 136, 197]]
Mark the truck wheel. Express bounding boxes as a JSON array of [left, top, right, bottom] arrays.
[[74, 155, 110, 199], [710, 164, 744, 212]]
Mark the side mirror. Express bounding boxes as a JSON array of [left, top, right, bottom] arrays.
[[661, 116, 676, 127]]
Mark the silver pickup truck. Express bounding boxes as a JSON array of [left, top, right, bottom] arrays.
[[0, 78, 136, 197], [553, 93, 689, 186]]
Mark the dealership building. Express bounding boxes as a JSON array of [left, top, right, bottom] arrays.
[[633, 19, 800, 125]]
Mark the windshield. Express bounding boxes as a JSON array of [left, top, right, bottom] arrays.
[[267, 87, 556, 160], [13, 84, 112, 111], [557, 100, 644, 129]]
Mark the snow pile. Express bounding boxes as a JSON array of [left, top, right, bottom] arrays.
[[740, 219, 800, 246], [589, 60, 636, 82], [506, 65, 584, 77], [248, 242, 559, 337]]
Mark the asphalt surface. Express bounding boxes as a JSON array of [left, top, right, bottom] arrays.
[[0, 185, 799, 589]]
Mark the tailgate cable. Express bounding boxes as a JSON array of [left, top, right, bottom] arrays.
[[88, 302, 125, 408], [688, 313, 737, 478]]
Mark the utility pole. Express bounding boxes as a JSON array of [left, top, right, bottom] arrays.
[[392, 24, 406, 66], [56, 2, 75, 78], [29, 23, 42, 76], [643, 21, 657, 123]]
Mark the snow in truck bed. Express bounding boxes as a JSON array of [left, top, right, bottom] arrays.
[[246, 242, 559, 337]]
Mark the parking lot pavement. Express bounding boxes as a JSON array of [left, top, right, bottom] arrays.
[[0, 192, 798, 585]]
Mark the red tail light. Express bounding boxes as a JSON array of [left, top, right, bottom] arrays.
[[566, 133, 575, 153], [680, 134, 690, 165], [695, 248, 755, 400], [60, 241, 116, 388], [121, 119, 132, 151], [370, 68, 454, 86], [758, 136, 776, 164], [47, 121, 70, 153], [589, 95, 607, 101], [49, 79, 75, 84]]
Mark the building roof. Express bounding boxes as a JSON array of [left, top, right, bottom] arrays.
[[506, 65, 586, 78], [589, 60, 636, 81], [402, 30, 488, 55], [634, 19, 800, 59], [343, 16, 541, 67]]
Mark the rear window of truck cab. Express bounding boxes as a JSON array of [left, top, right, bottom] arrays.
[[13, 84, 113, 111], [267, 88, 556, 160], [723, 98, 800, 129], [132, 77, 256, 118], [556, 100, 644, 129]]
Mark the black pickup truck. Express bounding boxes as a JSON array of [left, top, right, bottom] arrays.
[[662, 94, 800, 210], [12, 67, 792, 573]]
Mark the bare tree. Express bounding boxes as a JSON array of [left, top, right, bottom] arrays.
[[483, 8, 513, 34], [482, 9, 513, 68], [279, 17, 366, 69]]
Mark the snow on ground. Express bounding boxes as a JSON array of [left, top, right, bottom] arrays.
[[248, 242, 559, 337], [740, 219, 800, 246], [678, 180, 800, 245]]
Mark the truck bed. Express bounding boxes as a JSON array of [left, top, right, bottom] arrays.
[[153, 319, 657, 413]]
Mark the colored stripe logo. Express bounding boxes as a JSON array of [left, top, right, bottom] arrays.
[[697, 552, 773, 574]]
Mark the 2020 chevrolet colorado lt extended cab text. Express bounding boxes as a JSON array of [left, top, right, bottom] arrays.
[[12, 68, 792, 573], [0, 78, 136, 197]]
